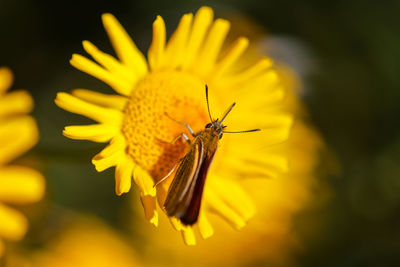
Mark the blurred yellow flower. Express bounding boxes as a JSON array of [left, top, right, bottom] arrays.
[[30, 216, 141, 267], [4, 216, 142, 267], [55, 6, 293, 244], [0, 67, 45, 257], [127, 15, 326, 265]]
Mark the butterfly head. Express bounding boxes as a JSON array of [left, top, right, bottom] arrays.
[[205, 120, 226, 139], [204, 85, 260, 138]]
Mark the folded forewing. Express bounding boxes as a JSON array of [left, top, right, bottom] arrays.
[[164, 137, 204, 217]]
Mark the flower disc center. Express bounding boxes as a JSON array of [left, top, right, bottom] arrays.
[[122, 71, 208, 181]]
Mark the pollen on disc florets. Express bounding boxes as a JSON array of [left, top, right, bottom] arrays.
[[122, 71, 209, 181]]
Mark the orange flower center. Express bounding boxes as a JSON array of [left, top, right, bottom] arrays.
[[122, 71, 209, 181]]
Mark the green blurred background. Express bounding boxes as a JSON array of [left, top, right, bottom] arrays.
[[1, 0, 400, 266]]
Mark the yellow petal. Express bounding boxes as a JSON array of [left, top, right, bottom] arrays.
[[97, 135, 125, 157], [82, 41, 138, 88], [182, 6, 214, 69], [241, 154, 289, 173], [0, 67, 13, 94], [92, 136, 125, 172], [164, 13, 193, 68], [0, 116, 38, 165], [0, 166, 45, 204], [92, 148, 124, 172], [195, 19, 230, 76], [169, 218, 198, 244], [212, 37, 249, 79], [231, 87, 285, 112], [260, 127, 292, 146], [169, 217, 183, 231], [0, 203, 28, 241], [230, 119, 292, 146], [63, 124, 118, 143], [168, 219, 198, 245], [102, 13, 148, 78], [221, 58, 274, 87], [148, 16, 166, 70], [55, 92, 123, 125], [225, 120, 291, 147], [70, 54, 132, 96], [258, 87, 285, 106], [198, 210, 214, 239], [71, 89, 127, 110], [0, 90, 33, 117], [223, 156, 278, 179], [228, 147, 290, 175], [205, 188, 246, 230], [181, 227, 196, 246], [140, 194, 158, 227], [115, 156, 134, 195], [232, 114, 293, 130], [133, 166, 156, 196], [208, 178, 256, 221], [243, 70, 281, 96]]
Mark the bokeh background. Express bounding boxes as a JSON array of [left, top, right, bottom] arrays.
[[1, 0, 400, 266]]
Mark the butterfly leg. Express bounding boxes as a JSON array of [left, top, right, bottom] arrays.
[[165, 113, 196, 137], [153, 162, 180, 187], [157, 133, 191, 145], [172, 133, 191, 144]]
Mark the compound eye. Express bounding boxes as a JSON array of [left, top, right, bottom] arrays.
[[205, 123, 213, 128]]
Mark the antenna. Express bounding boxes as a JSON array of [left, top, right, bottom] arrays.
[[219, 102, 236, 124], [205, 85, 213, 122], [223, 129, 261, 133]]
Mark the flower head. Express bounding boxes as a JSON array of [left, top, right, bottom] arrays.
[[130, 25, 325, 265], [31, 216, 141, 267], [0, 67, 45, 256], [55, 7, 292, 244]]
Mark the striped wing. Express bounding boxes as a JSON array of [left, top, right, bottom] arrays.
[[164, 137, 204, 219], [180, 145, 217, 225]]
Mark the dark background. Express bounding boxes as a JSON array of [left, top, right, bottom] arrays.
[[1, 0, 400, 266]]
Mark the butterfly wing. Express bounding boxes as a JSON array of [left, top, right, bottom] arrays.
[[164, 137, 204, 218], [180, 145, 217, 225]]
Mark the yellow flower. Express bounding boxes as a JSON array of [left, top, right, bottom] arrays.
[[129, 41, 325, 266], [55, 6, 293, 245], [0, 67, 45, 257], [31, 216, 141, 267], [5, 216, 142, 267]]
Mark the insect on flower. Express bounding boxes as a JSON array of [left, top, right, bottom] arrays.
[[157, 85, 260, 225], [54, 7, 296, 244]]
